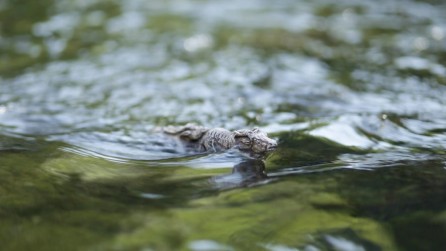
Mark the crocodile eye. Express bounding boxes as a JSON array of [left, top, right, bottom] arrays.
[[240, 138, 250, 145], [236, 137, 252, 151]]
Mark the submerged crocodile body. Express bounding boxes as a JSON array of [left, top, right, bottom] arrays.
[[163, 123, 277, 159]]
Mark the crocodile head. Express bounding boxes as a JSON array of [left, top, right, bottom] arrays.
[[233, 128, 277, 159]]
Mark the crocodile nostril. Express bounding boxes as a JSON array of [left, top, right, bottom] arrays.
[[267, 144, 277, 151]]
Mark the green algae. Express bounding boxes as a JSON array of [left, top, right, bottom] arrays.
[[100, 179, 398, 250], [0, 139, 399, 251], [1, 134, 445, 250]]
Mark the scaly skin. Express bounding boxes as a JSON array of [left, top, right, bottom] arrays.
[[163, 123, 277, 159]]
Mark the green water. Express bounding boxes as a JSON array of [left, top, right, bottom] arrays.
[[1, 0, 446, 250]]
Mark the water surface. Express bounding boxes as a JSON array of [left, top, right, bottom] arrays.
[[1, 0, 446, 250]]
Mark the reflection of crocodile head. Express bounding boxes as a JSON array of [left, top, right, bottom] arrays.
[[211, 160, 267, 189], [162, 124, 277, 159], [234, 128, 277, 159]]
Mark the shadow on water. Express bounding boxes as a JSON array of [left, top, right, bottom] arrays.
[[335, 161, 446, 251], [262, 131, 446, 251]]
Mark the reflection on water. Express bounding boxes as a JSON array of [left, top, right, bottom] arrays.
[[1, 0, 446, 250], [211, 160, 268, 189]]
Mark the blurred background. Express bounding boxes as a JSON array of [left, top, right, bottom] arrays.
[[1, 0, 446, 250]]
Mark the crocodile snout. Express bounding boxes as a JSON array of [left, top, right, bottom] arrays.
[[266, 140, 278, 152], [267, 144, 277, 151]]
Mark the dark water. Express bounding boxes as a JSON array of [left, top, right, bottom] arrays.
[[1, 0, 446, 250]]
